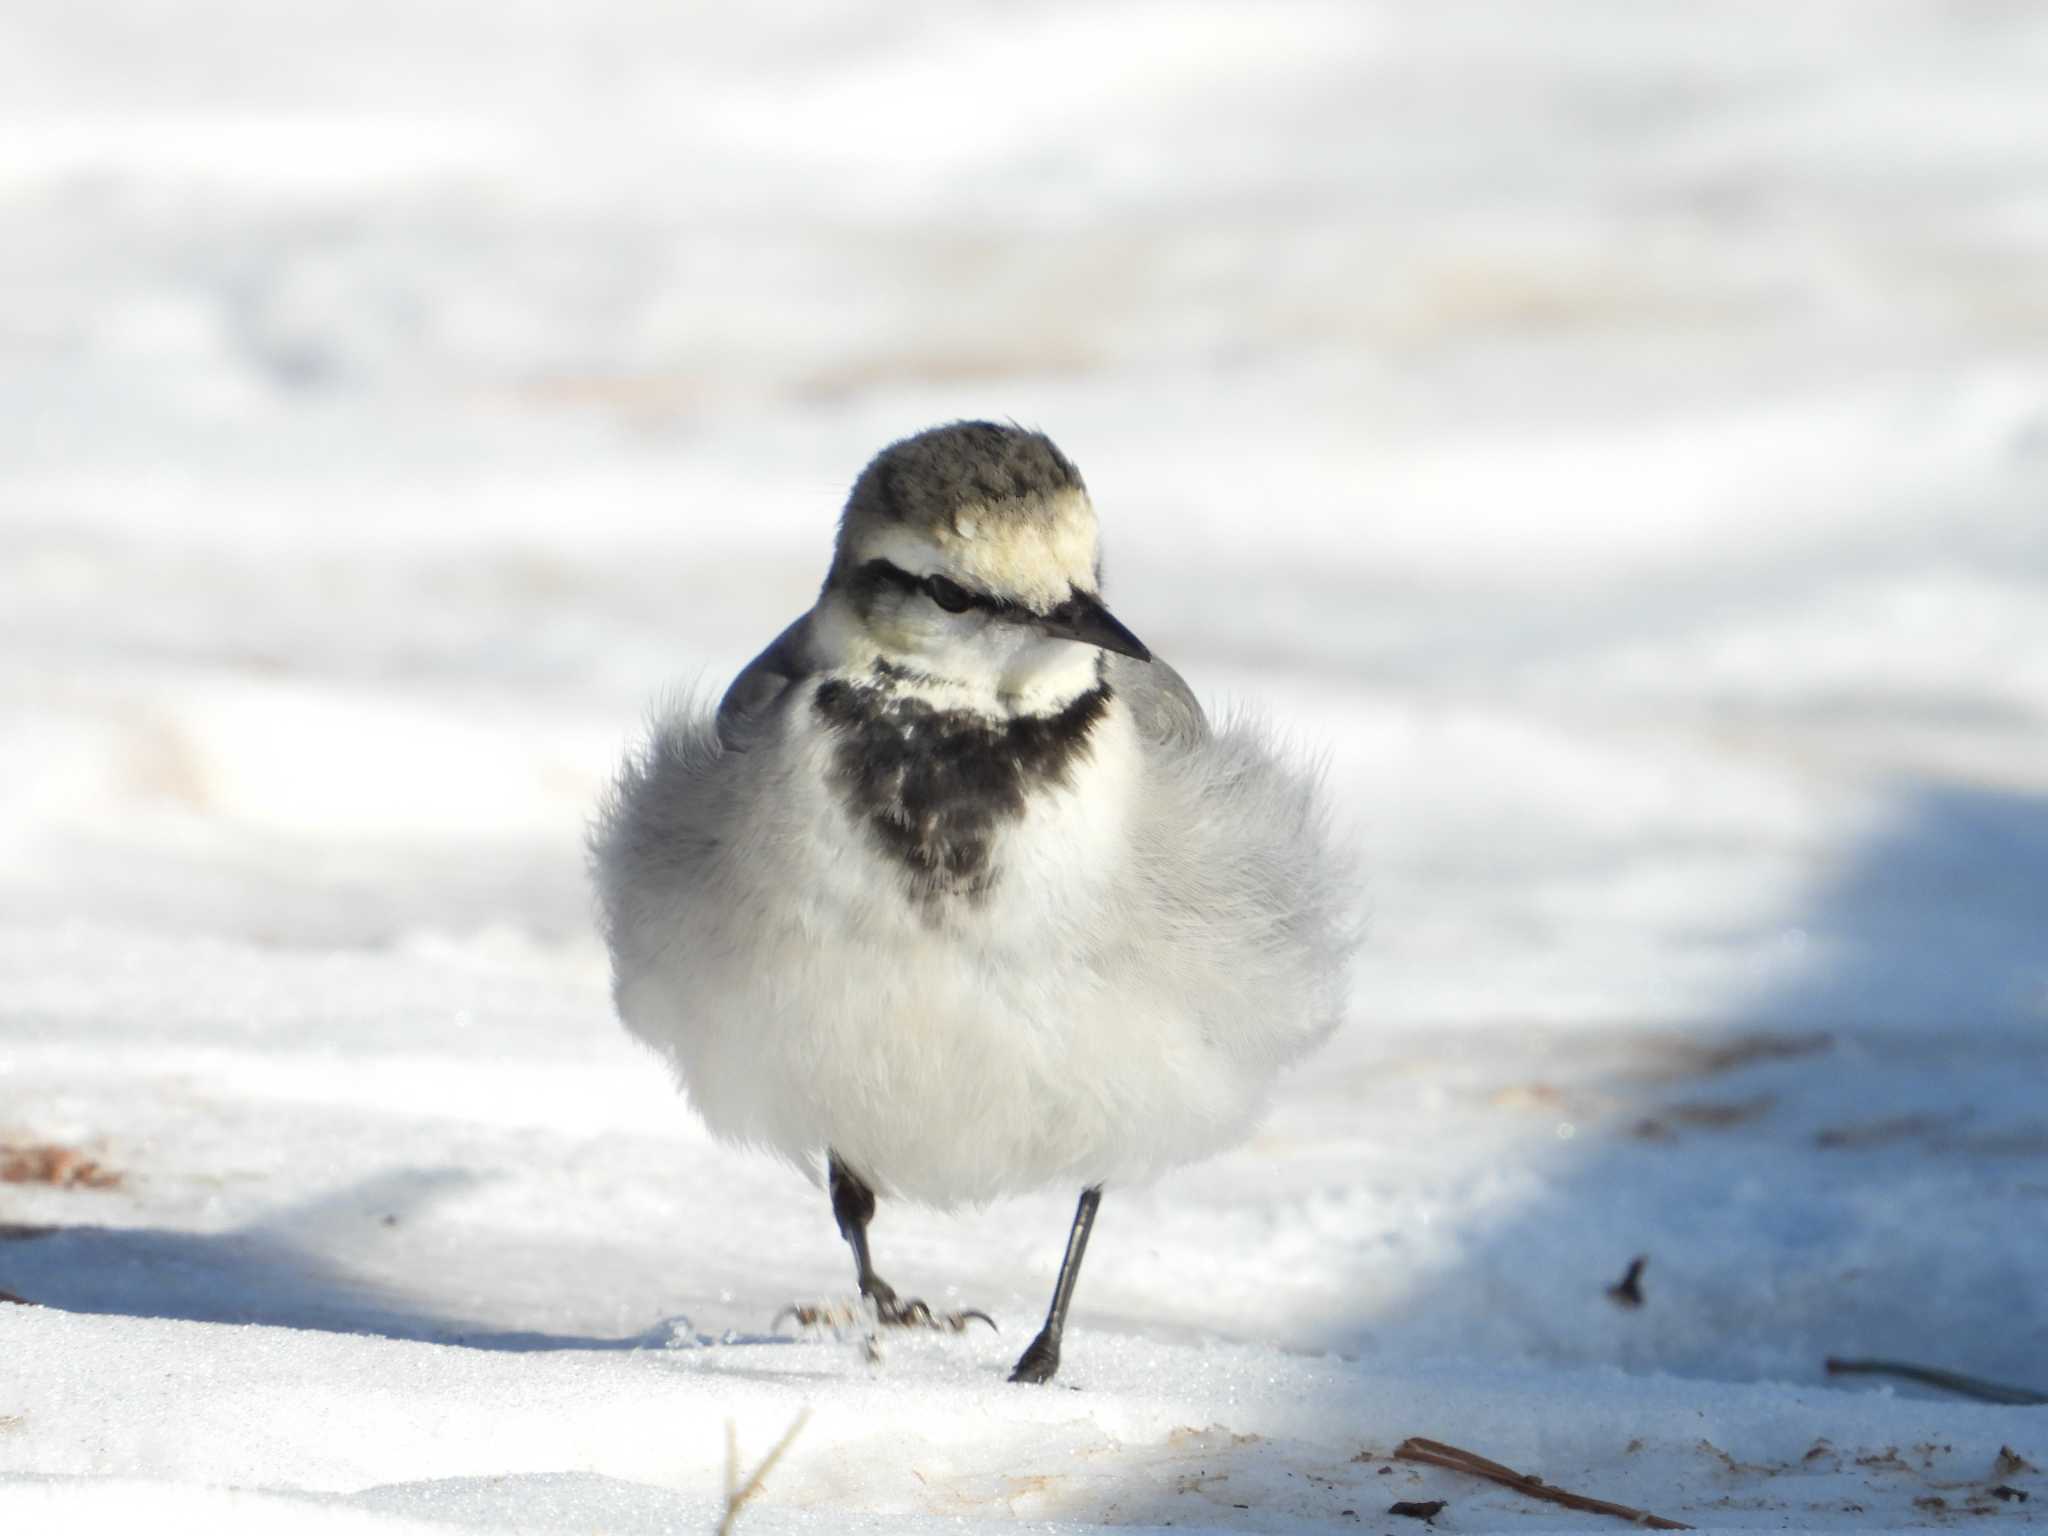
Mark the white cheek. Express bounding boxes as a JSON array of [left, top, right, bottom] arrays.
[[818, 580, 978, 675], [809, 598, 871, 669], [1001, 638, 1100, 712]]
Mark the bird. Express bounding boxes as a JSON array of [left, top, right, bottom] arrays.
[[591, 421, 1352, 1384]]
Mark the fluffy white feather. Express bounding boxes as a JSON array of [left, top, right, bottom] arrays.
[[592, 676, 1354, 1206]]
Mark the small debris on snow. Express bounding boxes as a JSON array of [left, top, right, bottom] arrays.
[[1996, 1446, 2039, 1478], [0, 1144, 119, 1190], [1389, 1498, 1448, 1522]]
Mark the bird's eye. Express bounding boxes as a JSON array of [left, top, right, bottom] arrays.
[[923, 575, 975, 614]]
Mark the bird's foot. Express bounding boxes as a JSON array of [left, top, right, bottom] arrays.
[[869, 1291, 996, 1334], [772, 1288, 995, 1337], [861, 1275, 995, 1333], [1008, 1327, 1061, 1385]]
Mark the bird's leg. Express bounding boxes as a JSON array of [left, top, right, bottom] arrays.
[[829, 1152, 900, 1315], [1009, 1185, 1101, 1385], [799, 1152, 991, 1334]]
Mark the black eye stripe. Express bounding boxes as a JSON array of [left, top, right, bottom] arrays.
[[856, 558, 921, 595], [854, 558, 1018, 618]]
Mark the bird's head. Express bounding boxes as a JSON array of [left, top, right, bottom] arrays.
[[819, 422, 1150, 702]]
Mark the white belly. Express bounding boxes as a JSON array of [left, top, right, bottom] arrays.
[[613, 687, 1263, 1205]]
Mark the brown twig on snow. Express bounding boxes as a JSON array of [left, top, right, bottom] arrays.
[[1824, 1357, 2048, 1406], [718, 1409, 811, 1536], [1394, 1437, 1692, 1530]]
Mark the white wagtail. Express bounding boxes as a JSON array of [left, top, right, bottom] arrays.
[[593, 422, 1351, 1384]]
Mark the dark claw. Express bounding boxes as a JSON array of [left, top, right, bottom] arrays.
[[874, 1295, 997, 1333]]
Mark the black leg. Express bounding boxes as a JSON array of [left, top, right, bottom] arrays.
[[1010, 1186, 1101, 1385], [828, 1152, 900, 1311], [824, 1151, 994, 1333]]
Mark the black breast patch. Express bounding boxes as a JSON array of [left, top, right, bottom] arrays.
[[811, 675, 1111, 902]]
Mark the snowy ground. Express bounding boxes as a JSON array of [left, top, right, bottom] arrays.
[[3, 1, 2047, 1531]]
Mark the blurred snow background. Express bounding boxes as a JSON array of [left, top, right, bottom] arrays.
[[2, 1, 2045, 1531]]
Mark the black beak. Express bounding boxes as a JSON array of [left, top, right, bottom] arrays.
[[1038, 591, 1151, 663]]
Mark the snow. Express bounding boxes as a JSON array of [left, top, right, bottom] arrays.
[[3, 0, 2046, 1531]]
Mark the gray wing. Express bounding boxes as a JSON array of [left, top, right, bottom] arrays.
[[1108, 650, 1210, 748], [715, 612, 817, 748]]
